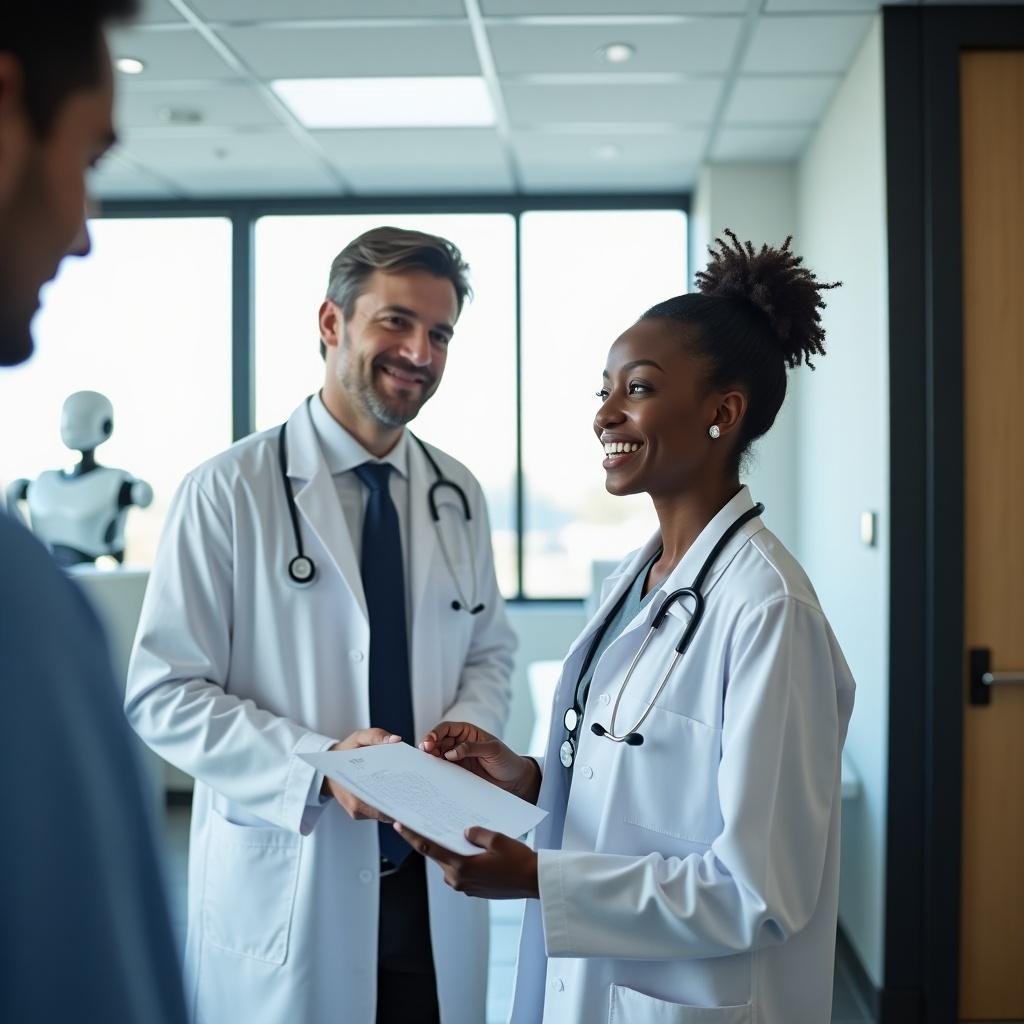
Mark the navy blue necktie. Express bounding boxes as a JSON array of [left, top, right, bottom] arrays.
[[353, 462, 414, 868]]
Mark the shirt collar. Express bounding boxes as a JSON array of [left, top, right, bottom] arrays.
[[309, 393, 409, 479]]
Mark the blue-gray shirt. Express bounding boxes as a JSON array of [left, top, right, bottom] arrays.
[[0, 513, 188, 1023]]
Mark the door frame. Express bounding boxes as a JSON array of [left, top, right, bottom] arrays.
[[883, 7, 1024, 1023]]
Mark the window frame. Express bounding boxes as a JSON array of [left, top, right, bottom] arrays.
[[98, 193, 689, 601]]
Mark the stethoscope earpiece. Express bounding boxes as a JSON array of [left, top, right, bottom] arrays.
[[452, 600, 487, 615]]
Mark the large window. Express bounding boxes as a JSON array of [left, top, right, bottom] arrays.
[[2, 203, 686, 598], [520, 210, 687, 597], [254, 213, 518, 594], [0, 218, 232, 565]]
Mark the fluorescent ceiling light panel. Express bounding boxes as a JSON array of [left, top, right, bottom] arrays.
[[271, 77, 495, 129]]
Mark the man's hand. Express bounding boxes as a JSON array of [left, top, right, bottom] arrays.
[[419, 721, 542, 804], [393, 822, 538, 900], [322, 728, 401, 821]]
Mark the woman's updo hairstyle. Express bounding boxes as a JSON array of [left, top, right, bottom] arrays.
[[642, 229, 840, 465]]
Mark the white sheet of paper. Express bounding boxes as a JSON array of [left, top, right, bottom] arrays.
[[302, 742, 547, 856]]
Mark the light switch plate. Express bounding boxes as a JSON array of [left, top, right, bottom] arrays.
[[860, 510, 878, 547]]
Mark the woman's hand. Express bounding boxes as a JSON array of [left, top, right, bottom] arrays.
[[420, 721, 541, 804], [393, 822, 538, 900]]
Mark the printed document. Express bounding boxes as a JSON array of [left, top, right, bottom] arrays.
[[302, 742, 547, 856]]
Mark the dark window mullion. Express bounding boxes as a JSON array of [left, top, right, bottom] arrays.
[[513, 212, 525, 600], [230, 206, 255, 442]]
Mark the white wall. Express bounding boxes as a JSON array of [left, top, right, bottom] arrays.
[[795, 16, 889, 987], [690, 162, 800, 553], [693, 17, 890, 987]]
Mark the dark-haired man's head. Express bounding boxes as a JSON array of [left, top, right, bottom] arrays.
[[0, 2, 136, 367]]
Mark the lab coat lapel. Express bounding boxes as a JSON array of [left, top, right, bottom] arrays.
[[286, 402, 368, 620], [407, 438, 439, 625]]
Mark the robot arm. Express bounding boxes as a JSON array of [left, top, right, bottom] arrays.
[[118, 478, 153, 510], [4, 479, 30, 522]]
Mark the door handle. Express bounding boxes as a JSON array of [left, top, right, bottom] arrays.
[[969, 647, 1024, 706]]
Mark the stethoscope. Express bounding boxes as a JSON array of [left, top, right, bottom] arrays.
[[559, 502, 764, 768], [277, 414, 485, 615]]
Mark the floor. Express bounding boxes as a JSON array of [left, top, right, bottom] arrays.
[[161, 807, 875, 1024]]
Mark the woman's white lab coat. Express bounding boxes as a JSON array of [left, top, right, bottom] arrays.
[[510, 487, 855, 1024], [125, 400, 515, 1024]]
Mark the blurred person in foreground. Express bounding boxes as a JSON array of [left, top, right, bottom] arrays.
[[0, 4, 189, 1021]]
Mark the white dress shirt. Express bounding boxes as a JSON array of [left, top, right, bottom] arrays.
[[309, 392, 412, 635]]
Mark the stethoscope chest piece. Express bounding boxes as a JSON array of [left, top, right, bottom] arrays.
[[288, 554, 316, 585], [559, 739, 575, 768]]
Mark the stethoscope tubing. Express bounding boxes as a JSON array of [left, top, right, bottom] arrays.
[[277, 402, 483, 613], [582, 501, 765, 750]]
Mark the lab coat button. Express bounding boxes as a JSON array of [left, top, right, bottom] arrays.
[[358, 869, 373, 883], [580, 765, 594, 780], [598, 692, 611, 706], [350, 650, 365, 663], [552, 978, 564, 992]]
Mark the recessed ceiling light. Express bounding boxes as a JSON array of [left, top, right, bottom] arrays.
[[599, 43, 635, 65], [593, 143, 622, 161], [271, 77, 495, 130], [116, 57, 145, 75]]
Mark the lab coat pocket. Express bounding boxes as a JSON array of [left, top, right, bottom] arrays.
[[608, 985, 752, 1024], [621, 705, 722, 847], [202, 809, 302, 965]]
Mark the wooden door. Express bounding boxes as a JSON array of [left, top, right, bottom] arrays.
[[960, 50, 1024, 1022]]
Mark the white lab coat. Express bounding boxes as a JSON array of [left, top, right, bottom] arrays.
[[126, 399, 515, 1024], [510, 487, 855, 1024]]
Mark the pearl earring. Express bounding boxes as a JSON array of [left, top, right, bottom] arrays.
[[709, 425, 721, 439]]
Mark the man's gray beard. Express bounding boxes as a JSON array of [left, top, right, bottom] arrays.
[[346, 367, 421, 428]]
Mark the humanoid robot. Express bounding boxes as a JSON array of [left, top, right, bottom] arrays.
[[5, 391, 153, 567]]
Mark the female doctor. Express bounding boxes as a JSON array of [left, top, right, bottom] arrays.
[[394, 232, 857, 1024]]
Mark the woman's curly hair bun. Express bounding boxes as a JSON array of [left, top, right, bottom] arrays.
[[694, 229, 840, 369]]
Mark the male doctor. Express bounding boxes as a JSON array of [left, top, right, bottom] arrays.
[[126, 226, 516, 1024]]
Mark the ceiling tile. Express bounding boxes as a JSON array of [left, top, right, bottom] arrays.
[[520, 160, 697, 193], [513, 129, 705, 165], [712, 126, 811, 161], [502, 80, 721, 126], [136, 0, 185, 24], [489, 20, 742, 75], [116, 82, 283, 130], [108, 28, 241, 81], [514, 127, 702, 193], [90, 152, 177, 200], [219, 24, 480, 78], [315, 129, 513, 193], [724, 75, 840, 124], [483, 0, 745, 13], [744, 15, 873, 74], [765, 0, 913, 9], [121, 131, 342, 196], [191, 0, 464, 18]]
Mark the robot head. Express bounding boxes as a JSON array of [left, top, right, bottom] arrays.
[[60, 391, 114, 452]]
